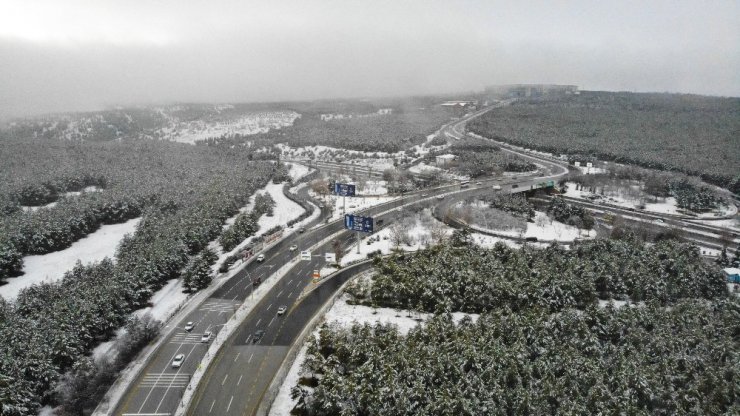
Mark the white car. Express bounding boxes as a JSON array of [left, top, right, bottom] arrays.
[[171, 354, 185, 368], [436, 195, 445, 200], [492, 185, 502, 190], [277, 305, 287, 316], [184, 321, 194, 332], [201, 331, 212, 343], [257, 254, 265, 262], [289, 245, 298, 252]]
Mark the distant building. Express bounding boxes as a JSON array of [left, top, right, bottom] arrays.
[[435, 154, 456, 166], [724, 268, 740, 284], [377, 108, 393, 115], [485, 84, 578, 98]]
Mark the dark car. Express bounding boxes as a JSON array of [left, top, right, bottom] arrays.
[[299, 227, 306, 233], [511, 184, 519, 188], [253, 276, 262, 286], [252, 329, 265, 343], [524, 236, 538, 242]]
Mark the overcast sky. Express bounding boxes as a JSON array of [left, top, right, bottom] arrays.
[[1, 0, 738, 118]]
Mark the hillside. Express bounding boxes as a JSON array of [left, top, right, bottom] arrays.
[[467, 92, 740, 193]]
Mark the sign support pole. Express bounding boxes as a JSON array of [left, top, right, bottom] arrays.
[[356, 231, 361, 254]]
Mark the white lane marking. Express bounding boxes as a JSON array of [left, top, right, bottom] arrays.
[[234, 352, 240, 362], [248, 353, 253, 363], [237, 375, 243, 386], [136, 341, 189, 412], [268, 317, 275, 327], [221, 374, 228, 385], [152, 343, 199, 414], [256, 318, 261, 326], [266, 303, 272, 311], [226, 396, 234, 412], [288, 291, 293, 298], [209, 399, 216, 413], [277, 290, 283, 297]]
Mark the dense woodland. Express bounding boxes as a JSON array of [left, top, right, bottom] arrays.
[[445, 138, 536, 178], [294, 239, 736, 415], [467, 92, 740, 193], [244, 107, 452, 154], [0, 137, 278, 414]]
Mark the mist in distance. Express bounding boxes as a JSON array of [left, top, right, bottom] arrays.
[[1, 0, 738, 119]]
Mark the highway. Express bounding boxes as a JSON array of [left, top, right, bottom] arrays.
[[184, 109, 568, 416], [112, 103, 737, 416]]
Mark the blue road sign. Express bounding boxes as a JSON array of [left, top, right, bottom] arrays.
[[334, 183, 356, 197], [344, 214, 373, 233]]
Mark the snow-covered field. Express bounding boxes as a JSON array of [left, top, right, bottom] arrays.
[[479, 211, 595, 242], [277, 143, 403, 160], [408, 162, 441, 174], [163, 111, 299, 144], [286, 162, 312, 182], [310, 192, 398, 223], [358, 180, 388, 195], [564, 181, 681, 214], [0, 217, 140, 301]]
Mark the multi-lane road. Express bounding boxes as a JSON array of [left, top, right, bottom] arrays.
[[111, 104, 737, 416]]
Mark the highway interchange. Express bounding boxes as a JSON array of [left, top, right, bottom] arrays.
[[112, 106, 737, 416]]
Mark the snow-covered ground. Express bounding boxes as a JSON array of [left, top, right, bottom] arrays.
[[310, 192, 398, 223], [358, 180, 388, 195], [408, 162, 441, 174], [564, 181, 681, 214], [479, 211, 595, 241], [277, 143, 403, 160], [286, 162, 312, 182], [0, 217, 140, 301], [165, 111, 299, 144]]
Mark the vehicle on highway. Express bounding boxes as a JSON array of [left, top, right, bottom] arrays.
[[421, 193, 428, 197], [252, 329, 265, 343], [319, 204, 325, 209], [511, 184, 519, 188], [253, 276, 262, 286], [475, 181, 482, 185], [289, 244, 298, 252], [492, 185, 502, 190], [171, 354, 185, 368], [184, 322, 194, 332], [525, 236, 538, 242], [460, 181, 470, 188], [277, 306, 287, 316], [257, 254, 265, 262], [299, 227, 306, 233], [436, 195, 445, 200], [201, 331, 212, 343], [654, 218, 665, 224]]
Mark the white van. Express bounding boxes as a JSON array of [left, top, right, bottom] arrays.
[[257, 254, 265, 262]]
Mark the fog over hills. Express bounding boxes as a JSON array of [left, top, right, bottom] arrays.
[[1, 0, 738, 119]]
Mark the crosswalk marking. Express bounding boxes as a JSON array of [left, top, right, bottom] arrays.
[[199, 299, 239, 313], [169, 333, 204, 344], [140, 373, 190, 388]]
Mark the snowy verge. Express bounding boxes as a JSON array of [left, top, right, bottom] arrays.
[[1, 217, 140, 302], [92, 208, 316, 416]]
